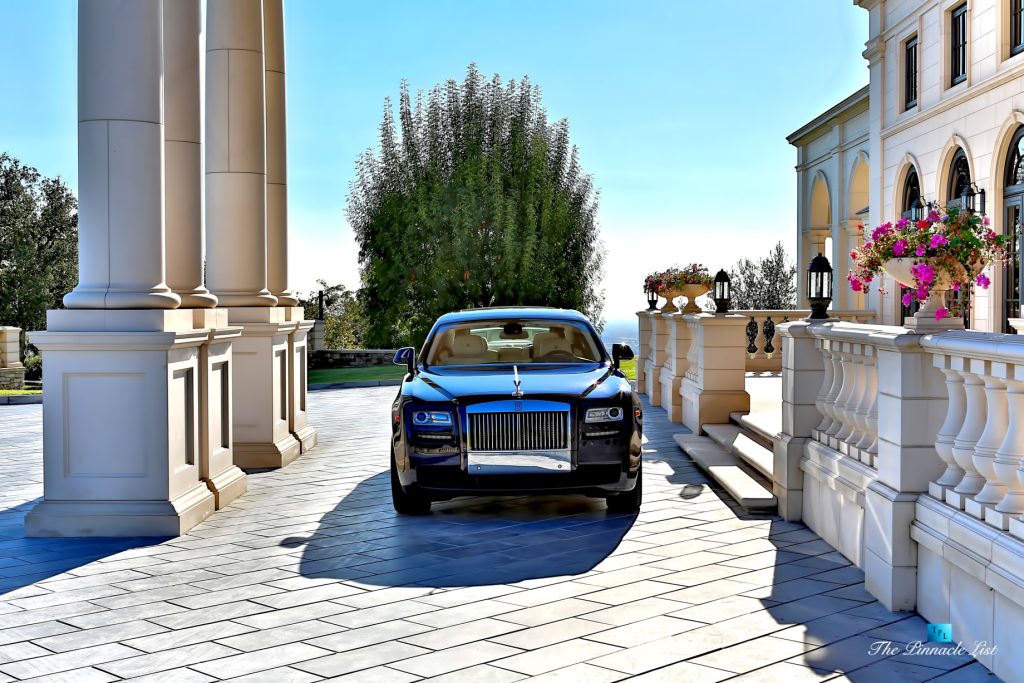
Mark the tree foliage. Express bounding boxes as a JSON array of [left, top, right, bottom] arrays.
[[726, 241, 797, 310], [0, 153, 78, 352], [348, 64, 605, 348], [299, 279, 366, 349]]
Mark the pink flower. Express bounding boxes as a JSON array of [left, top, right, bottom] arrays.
[[983, 216, 991, 226], [977, 273, 991, 289], [930, 234, 949, 249], [915, 245, 926, 257], [871, 224, 892, 242], [927, 210, 941, 222], [917, 287, 929, 300], [911, 262, 936, 285], [952, 281, 961, 291], [902, 292, 914, 307], [893, 239, 908, 257], [936, 307, 949, 321], [850, 278, 863, 292], [896, 218, 910, 229]]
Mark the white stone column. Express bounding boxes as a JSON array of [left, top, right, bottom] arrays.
[[205, 0, 277, 307], [680, 313, 750, 433], [264, 0, 298, 307], [65, 0, 179, 310], [164, 0, 216, 308]]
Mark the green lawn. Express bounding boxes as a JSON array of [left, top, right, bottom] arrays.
[[0, 389, 42, 396], [619, 357, 636, 380], [308, 366, 408, 384]]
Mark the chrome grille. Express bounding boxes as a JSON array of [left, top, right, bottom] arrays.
[[469, 411, 570, 452]]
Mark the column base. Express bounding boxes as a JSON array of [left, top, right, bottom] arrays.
[[235, 434, 301, 469], [25, 484, 214, 538], [205, 465, 248, 509], [294, 424, 318, 453], [176, 289, 219, 308]]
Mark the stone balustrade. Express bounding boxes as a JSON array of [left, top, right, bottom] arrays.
[[735, 310, 875, 372], [918, 332, 1024, 536]]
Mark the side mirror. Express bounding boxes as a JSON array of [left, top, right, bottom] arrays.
[[393, 347, 415, 374], [612, 343, 634, 369]]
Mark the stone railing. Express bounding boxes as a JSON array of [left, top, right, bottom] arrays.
[[918, 332, 1024, 536], [0, 327, 25, 390], [735, 310, 876, 372]]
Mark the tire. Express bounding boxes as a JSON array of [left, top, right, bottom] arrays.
[[391, 449, 431, 515], [607, 465, 642, 514]]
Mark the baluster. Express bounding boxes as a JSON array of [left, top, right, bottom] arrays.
[[822, 341, 846, 440], [836, 347, 866, 453], [854, 349, 878, 464], [815, 340, 835, 435], [762, 317, 776, 358], [948, 368, 988, 508], [969, 366, 1008, 514], [828, 345, 855, 442], [932, 359, 967, 494], [745, 317, 758, 358], [991, 375, 1024, 521]]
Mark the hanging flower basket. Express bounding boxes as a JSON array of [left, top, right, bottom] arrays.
[[848, 208, 1006, 323]]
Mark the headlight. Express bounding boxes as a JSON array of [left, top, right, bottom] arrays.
[[585, 406, 624, 423], [412, 410, 453, 426]]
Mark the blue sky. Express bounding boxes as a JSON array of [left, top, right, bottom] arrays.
[[0, 0, 867, 323]]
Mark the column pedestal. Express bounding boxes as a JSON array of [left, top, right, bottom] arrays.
[[192, 309, 247, 508], [287, 309, 317, 452], [227, 307, 301, 468], [680, 314, 750, 433], [27, 309, 216, 537]]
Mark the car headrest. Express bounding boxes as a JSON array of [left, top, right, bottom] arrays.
[[533, 331, 572, 358], [451, 334, 487, 355]]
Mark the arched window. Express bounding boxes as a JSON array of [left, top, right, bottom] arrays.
[[901, 167, 921, 216], [947, 149, 971, 204], [1004, 127, 1024, 331]]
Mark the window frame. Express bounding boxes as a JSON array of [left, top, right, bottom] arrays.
[[904, 34, 919, 111], [1012, 0, 1024, 56], [950, 3, 968, 87]]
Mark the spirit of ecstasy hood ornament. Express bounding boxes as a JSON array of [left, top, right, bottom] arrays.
[[512, 365, 524, 398]]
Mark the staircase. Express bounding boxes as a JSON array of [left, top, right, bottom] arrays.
[[674, 410, 779, 512]]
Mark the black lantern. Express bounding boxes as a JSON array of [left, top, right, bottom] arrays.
[[910, 197, 925, 222], [806, 253, 833, 321], [713, 269, 731, 314], [961, 182, 986, 215], [644, 282, 658, 310]]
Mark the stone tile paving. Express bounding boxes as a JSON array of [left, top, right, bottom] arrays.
[[0, 387, 1000, 681]]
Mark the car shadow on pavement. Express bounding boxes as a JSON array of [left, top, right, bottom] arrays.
[[287, 471, 638, 588]]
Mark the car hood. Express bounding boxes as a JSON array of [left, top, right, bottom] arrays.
[[407, 365, 628, 402]]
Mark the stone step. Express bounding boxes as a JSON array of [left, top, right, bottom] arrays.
[[703, 423, 774, 480], [728, 411, 777, 449], [673, 434, 777, 510]]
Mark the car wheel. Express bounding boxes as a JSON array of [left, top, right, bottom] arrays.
[[607, 465, 642, 514], [391, 449, 431, 515]]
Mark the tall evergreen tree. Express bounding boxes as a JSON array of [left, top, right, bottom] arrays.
[[348, 64, 605, 348], [726, 241, 798, 310]]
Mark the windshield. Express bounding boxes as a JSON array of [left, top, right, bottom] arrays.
[[425, 319, 605, 366]]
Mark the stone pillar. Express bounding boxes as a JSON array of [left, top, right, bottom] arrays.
[[636, 311, 652, 394], [164, 0, 216, 308], [65, 0, 179, 310], [658, 313, 692, 423], [289, 318, 317, 451], [205, 0, 276, 307], [680, 313, 750, 433], [264, 0, 297, 307], [309, 319, 326, 353], [26, 1, 218, 537], [0, 327, 25, 390], [643, 312, 669, 406], [775, 320, 825, 521], [863, 328, 948, 611]]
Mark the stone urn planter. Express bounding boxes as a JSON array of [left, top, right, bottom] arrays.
[[883, 257, 968, 327], [679, 284, 711, 314], [657, 287, 683, 313]]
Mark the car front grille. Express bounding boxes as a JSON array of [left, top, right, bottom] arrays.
[[468, 410, 570, 452]]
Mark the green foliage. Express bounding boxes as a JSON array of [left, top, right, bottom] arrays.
[[299, 279, 366, 349], [22, 353, 41, 381], [0, 153, 78, 354], [726, 242, 797, 310], [348, 64, 605, 348]]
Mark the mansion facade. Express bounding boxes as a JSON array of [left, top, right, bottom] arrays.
[[793, 0, 1024, 332]]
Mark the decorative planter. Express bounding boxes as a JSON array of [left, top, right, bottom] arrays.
[[657, 287, 683, 313], [883, 257, 967, 324], [679, 284, 711, 314]]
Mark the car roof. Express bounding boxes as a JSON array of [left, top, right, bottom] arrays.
[[434, 307, 590, 325]]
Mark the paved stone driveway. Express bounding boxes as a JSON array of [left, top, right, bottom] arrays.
[[0, 387, 999, 682]]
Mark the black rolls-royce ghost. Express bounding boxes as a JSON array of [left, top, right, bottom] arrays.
[[389, 307, 642, 514]]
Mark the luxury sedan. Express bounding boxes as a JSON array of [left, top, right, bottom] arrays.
[[389, 307, 642, 515]]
